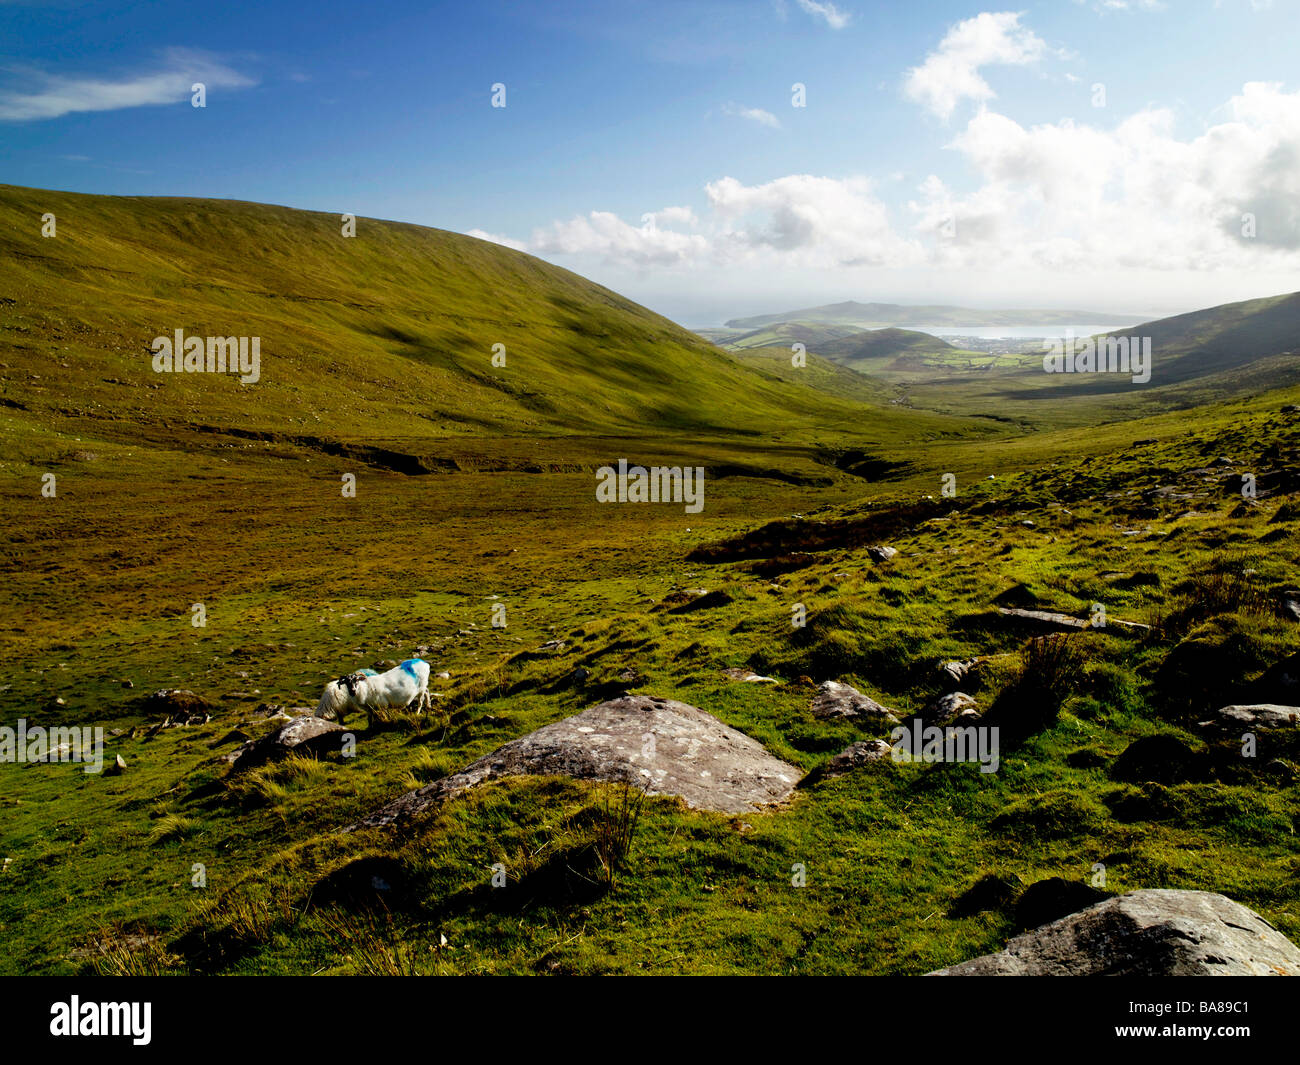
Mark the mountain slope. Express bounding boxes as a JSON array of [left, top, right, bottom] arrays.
[[0, 185, 965, 449], [1098, 291, 1300, 386]]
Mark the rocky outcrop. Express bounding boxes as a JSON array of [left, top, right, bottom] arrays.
[[352, 694, 799, 828], [929, 890, 1300, 975]]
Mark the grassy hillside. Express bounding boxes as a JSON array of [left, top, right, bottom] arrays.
[[0, 185, 982, 456], [1098, 291, 1300, 386]]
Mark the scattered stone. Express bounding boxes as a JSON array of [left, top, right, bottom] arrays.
[[351, 694, 800, 828], [996, 606, 1149, 632], [722, 667, 777, 683], [920, 691, 979, 727], [1204, 704, 1300, 730], [103, 753, 127, 776], [937, 658, 982, 692], [867, 545, 897, 563], [1281, 591, 1300, 622], [142, 689, 215, 720], [802, 739, 893, 785], [225, 716, 348, 771], [928, 890, 1300, 976], [810, 681, 899, 725]]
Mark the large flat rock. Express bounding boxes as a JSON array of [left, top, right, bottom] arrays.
[[929, 889, 1300, 976], [352, 694, 799, 828]]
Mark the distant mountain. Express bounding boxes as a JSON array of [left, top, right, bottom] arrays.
[[818, 327, 958, 368], [714, 321, 866, 351], [724, 300, 1149, 330]]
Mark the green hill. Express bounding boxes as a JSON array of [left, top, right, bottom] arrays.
[[0, 185, 969, 455], [711, 320, 866, 351], [1098, 290, 1300, 386]]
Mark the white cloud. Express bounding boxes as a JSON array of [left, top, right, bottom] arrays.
[[722, 102, 782, 129], [903, 11, 1050, 121], [529, 210, 710, 268], [466, 228, 528, 252], [795, 0, 851, 30], [909, 81, 1300, 269], [0, 47, 255, 122], [522, 176, 921, 271]]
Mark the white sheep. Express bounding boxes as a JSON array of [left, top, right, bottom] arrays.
[[316, 659, 431, 726]]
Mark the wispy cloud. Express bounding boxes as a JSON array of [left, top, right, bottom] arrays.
[[723, 102, 782, 129], [903, 11, 1051, 121], [795, 0, 851, 30], [0, 47, 255, 122]]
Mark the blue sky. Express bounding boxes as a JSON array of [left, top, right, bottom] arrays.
[[3, 0, 1300, 324]]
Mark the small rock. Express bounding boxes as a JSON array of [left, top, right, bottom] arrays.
[[921, 691, 978, 727], [803, 739, 893, 784], [866, 545, 897, 563], [1206, 704, 1300, 730], [810, 680, 899, 725]]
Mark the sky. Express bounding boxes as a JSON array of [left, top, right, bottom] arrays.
[[2, 0, 1300, 326]]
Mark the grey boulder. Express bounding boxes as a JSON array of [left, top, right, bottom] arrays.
[[353, 694, 799, 828], [929, 889, 1300, 976]]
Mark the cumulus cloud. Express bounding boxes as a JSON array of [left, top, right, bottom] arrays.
[[520, 176, 921, 271], [903, 11, 1050, 121], [529, 210, 710, 268], [722, 102, 782, 129], [0, 47, 255, 122], [909, 81, 1300, 268]]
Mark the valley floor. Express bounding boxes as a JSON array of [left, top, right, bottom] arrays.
[[2, 391, 1300, 974]]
